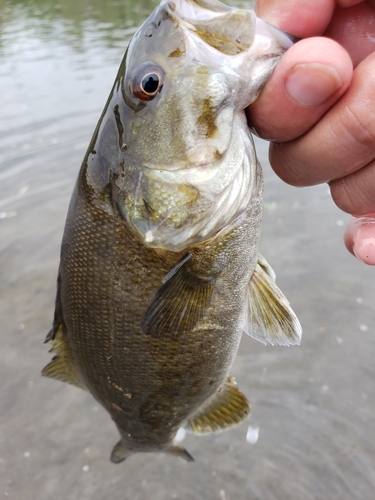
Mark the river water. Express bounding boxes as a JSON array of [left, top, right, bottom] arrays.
[[1, 1, 374, 499]]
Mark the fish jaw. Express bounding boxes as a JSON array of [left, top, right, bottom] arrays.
[[165, 0, 295, 109]]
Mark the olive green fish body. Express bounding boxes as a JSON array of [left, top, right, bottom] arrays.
[[57, 160, 262, 453], [43, 0, 302, 462]]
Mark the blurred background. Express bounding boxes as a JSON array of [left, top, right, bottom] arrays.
[[0, 0, 374, 498]]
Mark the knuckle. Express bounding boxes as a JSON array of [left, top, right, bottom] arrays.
[[329, 178, 353, 214], [343, 103, 375, 150], [329, 169, 375, 215]]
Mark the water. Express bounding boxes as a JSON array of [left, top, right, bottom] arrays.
[[1, 1, 374, 499]]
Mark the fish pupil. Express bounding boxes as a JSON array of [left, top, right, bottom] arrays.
[[142, 74, 159, 94]]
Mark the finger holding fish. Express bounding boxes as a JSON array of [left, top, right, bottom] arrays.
[[252, 0, 375, 265], [255, 0, 335, 37], [267, 52, 375, 187], [247, 37, 352, 142]]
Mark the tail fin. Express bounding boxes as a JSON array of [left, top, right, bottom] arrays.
[[110, 440, 194, 464]]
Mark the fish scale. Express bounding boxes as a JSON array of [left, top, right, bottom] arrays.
[[47, 163, 262, 458], [65, 167, 255, 431]]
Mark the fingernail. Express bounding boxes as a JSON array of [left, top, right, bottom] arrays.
[[286, 63, 343, 107], [352, 217, 375, 265]]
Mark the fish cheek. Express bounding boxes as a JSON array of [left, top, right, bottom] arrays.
[[196, 98, 218, 139], [168, 47, 185, 58], [124, 94, 188, 166]]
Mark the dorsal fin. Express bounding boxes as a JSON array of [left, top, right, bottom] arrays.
[[242, 254, 302, 346], [42, 324, 86, 390]]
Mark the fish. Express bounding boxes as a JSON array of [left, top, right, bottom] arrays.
[[42, 0, 302, 463]]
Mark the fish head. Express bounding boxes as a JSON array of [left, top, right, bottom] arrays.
[[87, 0, 295, 251]]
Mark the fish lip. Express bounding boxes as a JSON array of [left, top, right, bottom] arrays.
[[255, 16, 297, 52], [160, 0, 233, 19], [162, 1, 297, 54]]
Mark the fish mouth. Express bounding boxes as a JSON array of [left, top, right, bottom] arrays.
[[165, 0, 296, 110], [162, 0, 232, 20], [164, 0, 295, 55]]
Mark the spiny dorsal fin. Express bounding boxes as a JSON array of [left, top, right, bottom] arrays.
[[242, 254, 302, 346], [142, 254, 215, 339], [186, 375, 250, 434], [42, 325, 86, 390], [44, 268, 63, 343]]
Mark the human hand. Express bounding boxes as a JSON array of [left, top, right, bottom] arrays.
[[249, 0, 375, 265]]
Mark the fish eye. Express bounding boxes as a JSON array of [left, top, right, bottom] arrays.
[[130, 65, 164, 102]]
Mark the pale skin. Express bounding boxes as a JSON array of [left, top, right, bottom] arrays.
[[248, 0, 375, 265]]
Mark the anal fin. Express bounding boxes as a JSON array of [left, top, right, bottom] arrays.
[[186, 375, 250, 434], [42, 324, 86, 390]]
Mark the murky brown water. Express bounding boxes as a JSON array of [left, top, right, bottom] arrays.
[[1, 1, 374, 499]]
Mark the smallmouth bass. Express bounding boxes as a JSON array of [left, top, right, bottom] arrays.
[[43, 0, 301, 463]]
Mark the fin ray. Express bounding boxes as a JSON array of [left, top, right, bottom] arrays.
[[167, 445, 195, 462], [110, 440, 134, 464], [186, 375, 250, 434], [242, 254, 302, 346], [142, 255, 215, 339], [42, 324, 86, 390]]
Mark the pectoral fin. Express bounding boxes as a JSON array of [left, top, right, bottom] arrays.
[[142, 254, 215, 339], [186, 375, 250, 434], [242, 254, 302, 346]]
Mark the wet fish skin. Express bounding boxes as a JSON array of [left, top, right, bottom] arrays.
[[43, 0, 301, 462], [51, 164, 262, 458]]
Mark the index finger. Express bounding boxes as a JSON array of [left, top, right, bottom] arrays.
[[255, 0, 335, 37], [247, 37, 352, 142], [249, 0, 352, 143]]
